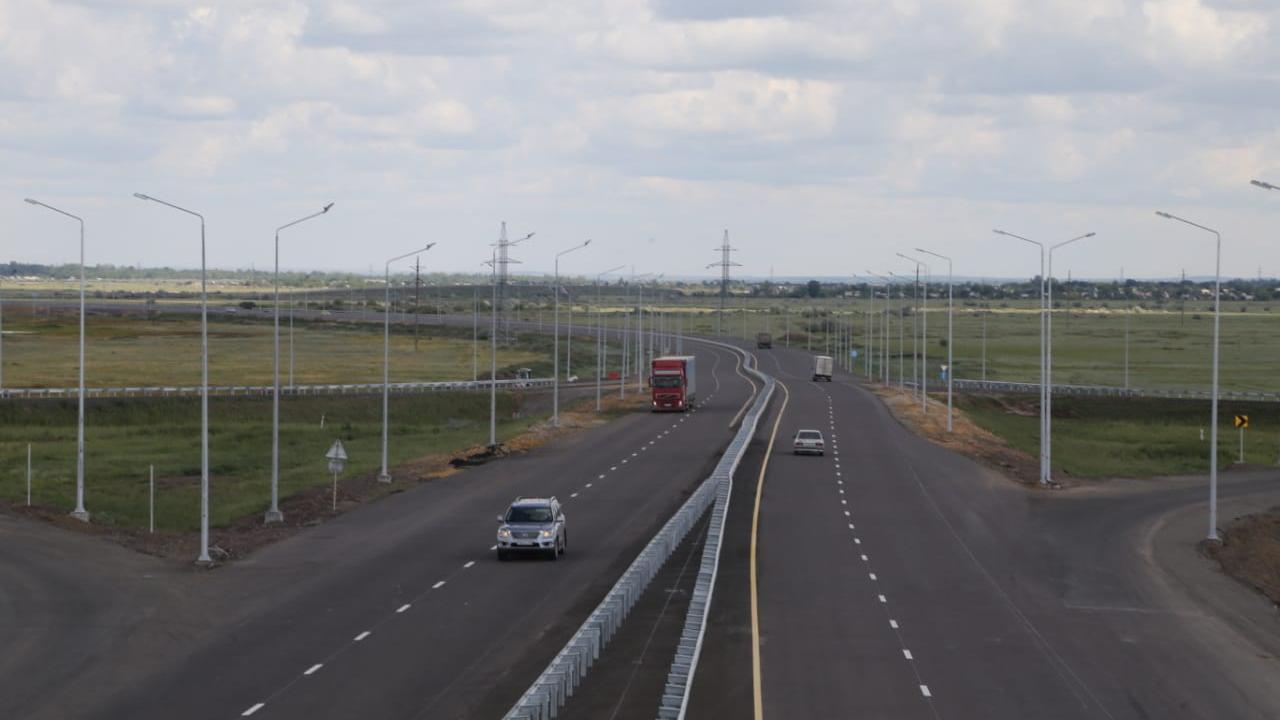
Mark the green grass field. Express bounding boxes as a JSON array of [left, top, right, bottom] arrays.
[[0, 392, 535, 532], [956, 394, 1280, 478], [1, 311, 617, 388], [646, 297, 1280, 394]]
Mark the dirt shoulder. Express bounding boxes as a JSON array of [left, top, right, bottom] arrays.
[[1205, 506, 1280, 607], [871, 386, 1044, 486], [4, 388, 650, 565]]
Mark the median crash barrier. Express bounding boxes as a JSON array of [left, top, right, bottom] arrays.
[[503, 341, 775, 720]]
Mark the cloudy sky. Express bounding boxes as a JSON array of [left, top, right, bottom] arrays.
[[2, 0, 1279, 280]]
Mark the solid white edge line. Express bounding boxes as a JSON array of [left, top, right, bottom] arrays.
[[242, 702, 266, 716], [303, 663, 323, 676]]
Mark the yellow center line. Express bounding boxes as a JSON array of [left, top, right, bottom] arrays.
[[750, 377, 789, 720]]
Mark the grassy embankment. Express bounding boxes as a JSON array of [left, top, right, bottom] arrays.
[[1, 392, 535, 532], [955, 394, 1280, 479], [0, 312, 628, 533], [1, 311, 614, 387]]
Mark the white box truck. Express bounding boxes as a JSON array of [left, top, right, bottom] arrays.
[[813, 355, 833, 382]]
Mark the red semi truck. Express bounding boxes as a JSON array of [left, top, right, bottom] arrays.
[[650, 355, 697, 412]]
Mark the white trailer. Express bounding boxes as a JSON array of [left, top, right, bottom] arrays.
[[813, 355, 833, 382]]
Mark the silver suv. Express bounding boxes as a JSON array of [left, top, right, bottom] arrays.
[[496, 497, 567, 561]]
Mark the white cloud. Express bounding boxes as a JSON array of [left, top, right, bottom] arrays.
[[2, 0, 1280, 279]]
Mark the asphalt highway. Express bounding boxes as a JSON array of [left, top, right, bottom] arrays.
[[4, 341, 752, 720], [692, 343, 1280, 719]]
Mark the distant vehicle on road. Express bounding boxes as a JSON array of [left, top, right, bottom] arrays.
[[793, 429, 825, 455], [651, 355, 697, 412], [496, 497, 566, 560], [813, 355, 833, 382], [756, 332, 773, 349]]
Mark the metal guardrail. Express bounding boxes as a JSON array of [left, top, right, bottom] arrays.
[[0, 378, 557, 400], [657, 350, 773, 720], [501, 342, 775, 720], [950, 378, 1280, 403]]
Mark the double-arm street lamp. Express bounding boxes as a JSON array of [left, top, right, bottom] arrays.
[[554, 240, 592, 426], [897, 253, 929, 413], [266, 203, 333, 523], [1156, 211, 1221, 540], [24, 198, 90, 522], [916, 248, 954, 432], [994, 229, 1094, 485], [1045, 233, 1096, 479], [380, 244, 437, 483], [134, 192, 212, 564]]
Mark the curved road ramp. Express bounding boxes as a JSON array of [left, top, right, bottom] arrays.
[[502, 343, 774, 720]]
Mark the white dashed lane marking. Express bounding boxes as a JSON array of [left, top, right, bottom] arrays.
[[432, 581, 446, 589], [878, 594, 887, 603], [354, 631, 371, 642], [397, 604, 411, 613], [920, 685, 932, 698], [570, 492, 579, 498], [304, 664, 323, 676], [464, 560, 475, 569], [903, 649, 914, 660], [242, 703, 265, 717], [890, 619, 899, 629]]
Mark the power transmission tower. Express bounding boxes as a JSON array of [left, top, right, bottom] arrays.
[[706, 229, 740, 336], [492, 221, 534, 344]]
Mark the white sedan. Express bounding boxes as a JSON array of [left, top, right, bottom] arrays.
[[793, 429, 825, 456]]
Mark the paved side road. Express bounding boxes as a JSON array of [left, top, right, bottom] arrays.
[[692, 342, 1280, 720]]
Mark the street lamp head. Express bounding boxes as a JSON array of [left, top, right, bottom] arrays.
[[584, 238, 592, 247], [23, 198, 37, 205], [322, 202, 334, 213], [133, 192, 151, 201], [1252, 179, 1279, 191], [426, 242, 437, 251], [1084, 232, 1096, 238], [1155, 211, 1173, 219]]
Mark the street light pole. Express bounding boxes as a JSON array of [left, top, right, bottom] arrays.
[[917, 249, 954, 432], [1157, 211, 1222, 540], [487, 230, 534, 447], [595, 265, 625, 412], [380, 244, 436, 482], [135, 193, 211, 563], [994, 229, 1047, 485], [1044, 233, 1096, 480], [554, 240, 592, 426], [897, 254, 930, 413], [25, 198, 90, 522], [265, 203, 332, 523]]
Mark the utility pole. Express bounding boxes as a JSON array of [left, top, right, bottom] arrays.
[[707, 230, 740, 336]]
